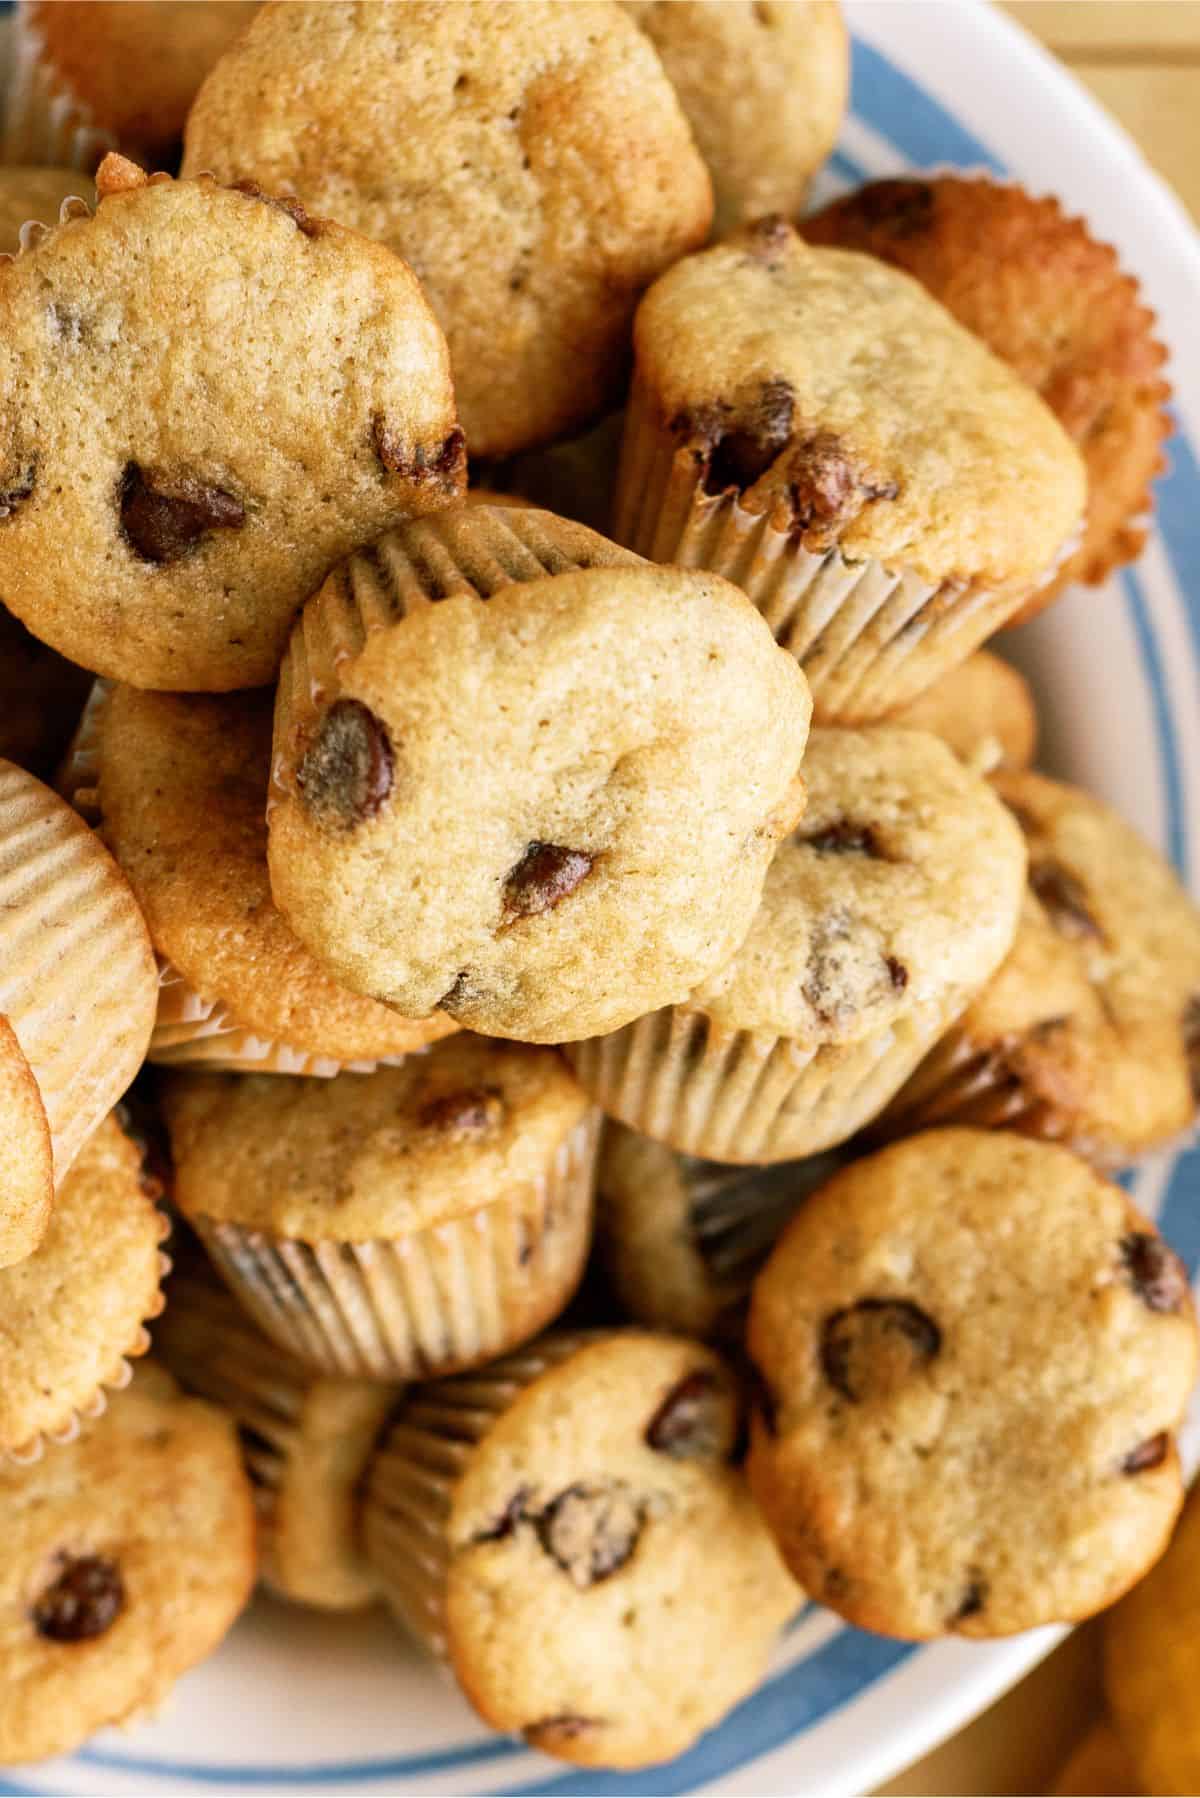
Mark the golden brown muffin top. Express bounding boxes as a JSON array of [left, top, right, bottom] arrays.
[[182, 0, 712, 457], [803, 176, 1170, 598], [97, 685, 455, 1062], [881, 650, 1037, 774]]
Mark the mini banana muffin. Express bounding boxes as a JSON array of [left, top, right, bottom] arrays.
[[747, 1129, 1197, 1639], [622, 0, 848, 234], [614, 219, 1087, 719], [568, 729, 1025, 1162], [0, 1114, 168, 1461], [805, 176, 1171, 605], [0, 166, 94, 254], [0, 155, 462, 692], [267, 505, 811, 1043], [0, 760, 157, 1237], [885, 770, 1200, 1168], [156, 1267, 396, 1610], [363, 1331, 798, 1768], [96, 684, 456, 1074], [162, 1038, 600, 1381], [182, 0, 712, 457], [3, 1, 258, 169], [882, 650, 1037, 774], [1104, 1485, 1200, 1797], [0, 604, 91, 779], [597, 1125, 841, 1339], [0, 1363, 255, 1766]]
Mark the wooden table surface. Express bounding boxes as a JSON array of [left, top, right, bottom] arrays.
[[871, 6, 1199, 1793]]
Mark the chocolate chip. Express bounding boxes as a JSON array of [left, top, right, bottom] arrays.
[[786, 431, 899, 541], [1029, 859, 1103, 942], [1123, 1433, 1170, 1474], [32, 1555, 125, 1642], [502, 842, 593, 920], [1120, 1233, 1189, 1314], [372, 417, 468, 492], [951, 1576, 988, 1625], [885, 955, 908, 991], [118, 462, 244, 564], [645, 1370, 728, 1460], [823, 1566, 849, 1601], [296, 699, 394, 829], [800, 820, 884, 857], [417, 1085, 504, 1135], [0, 457, 36, 518], [524, 1716, 602, 1748], [820, 1299, 942, 1403], [825, 178, 936, 240], [473, 1486, 531, 1544], [1184, 995, 1200, 1104], [701, 378, 795, 496], [231, 178, 321, 237], [533, 1481, 644, 1589]]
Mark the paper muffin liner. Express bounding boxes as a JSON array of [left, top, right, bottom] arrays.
[[566, 1003, 955, 1164], [7, 1219, 171, 1467], [191, 1110, 601, 1382], [1, 7, 117, 170], [156, 1271, 396, 1607], [55, 676, 111, 823], [362, 1333, 597, 1655], [0, 761, 157, 1184], [271, 505, 640, 809], [611, 370, 1067, 722]]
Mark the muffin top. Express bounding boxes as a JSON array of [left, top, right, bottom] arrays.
[[632, 221, 1087, 593], [881, 650, 1037, 775], [97, 685, 456, 1062], [0, 1114, 166, 1457], [0, 1362, 255, 1766], [934, 770, 1200, 1160], [438, 1332, 798, 1767], [162, 1036, 592, 1240], [156, 1269, 395, 1609], [804, 176, 1171, 597], [267, 506, 811, 1043], [686, 728, 1026, 1043], [0, 167, 94, 255], [622, 0, 847, 234], [0, 1015, 53, 1271], [182, 0, 712, 458], [0, 156, 461, 692], [747, 1129, 1197, 1638], [23, 1, 259, 162]]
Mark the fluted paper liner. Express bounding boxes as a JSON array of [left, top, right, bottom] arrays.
[[55, 677, 111, 823], [363, 1333, 597, 1655], [192, 1110, 601, 1381], [612, 370, 1069, 722], [0, 762, 157, 1185], [566, 1002, 955, 1164], [2, 7, 117, 169]]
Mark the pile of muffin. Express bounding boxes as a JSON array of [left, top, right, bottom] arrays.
[[0, 0, 1196, 1778]]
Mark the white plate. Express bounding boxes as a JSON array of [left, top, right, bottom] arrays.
[[5, 3, 1200, 1795]]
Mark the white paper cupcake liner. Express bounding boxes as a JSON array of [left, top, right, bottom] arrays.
[[191, 1111, 601, 1381], [1, 7, 117, 169], [566, 1003, 953, 1163], [362, 1333, 597, 1655], [55, 677, 111, 823], [611, 371, 1064, 722]]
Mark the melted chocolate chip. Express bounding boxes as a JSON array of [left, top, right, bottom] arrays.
[[820, 1299, 942, 1403], [118, 462, 244, 564], [1029, 859, 1103, 942], [0, 458, 36, 519], [373, 417, 468, 492], [524, 1716, 602, 1747], [801, 820, 884, 857], [1120, 1233, 1189, 1314], [417, 1085, 504, 1135], [533, 1481, 644, 1589], [231, 178, 322, 237], [786, 432, 899, 541], [1123, 1433, 1170, 1474], [951, 1577, 988, 1625], [1184, 995, 1200, 1104], [645, 1370, 728, 1460], [823, 1566, 850, 1601], [474, 1486, 531, 1544], [885, 955, 908, 992], [825, 178, 937, 240], [295, 699, 394, 829], [502, 842, 593, 920], [32, 1555, 125, 1642], [701, 378, 795, 496]]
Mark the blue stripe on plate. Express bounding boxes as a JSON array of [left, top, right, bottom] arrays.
[[74, 1739, 525, 1787], [849, 36, 1004, 174]]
